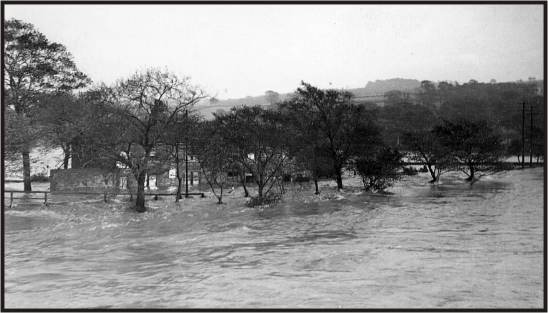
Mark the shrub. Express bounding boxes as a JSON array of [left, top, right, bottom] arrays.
[[30, 173, 49, 182], [282, 174, 292, 182], [402, 166, 418, 176], [294, 175, 310, 183], [246, 193, 282, 207], [356, 148, 402, 192]]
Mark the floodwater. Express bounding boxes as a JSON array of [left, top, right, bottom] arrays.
[[3, 168, 544, 308]]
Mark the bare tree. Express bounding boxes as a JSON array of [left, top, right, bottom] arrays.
[[433, 119, 505, 183], [162, 110, 201, 201], [217, 106, 289, 204], [192, 120, 235, 204], [91, 69, 205, 212], [290, 82, 381, 190], [403, 130, 453, 183]]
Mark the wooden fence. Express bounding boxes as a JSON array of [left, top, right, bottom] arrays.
[[4, 190, 205, 208]]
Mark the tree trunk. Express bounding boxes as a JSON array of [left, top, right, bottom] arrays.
[[258, 183, 264, 201], [175, 144, 181, 202], [135, 171, 147, 212], [71, 138, 82, 169], [217, 186, 223, 204], [176, 177, 183, 202], [466, 163, 475, 181], [334, 167, 343, 190], [241, 174, 249, 197], [22, 149, 32, 192], [427, 164, 437, 183], [63, 145, 70, 169]]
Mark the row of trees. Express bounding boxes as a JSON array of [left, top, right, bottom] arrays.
[[381, 79, 544, 160], [5, 71, 513, 211], [189, 81, 518, 204], [4, 18, 543, 213], [404, 119, 507, 183]]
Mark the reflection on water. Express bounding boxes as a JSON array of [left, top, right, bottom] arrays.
[[4, 168, 544, 308]]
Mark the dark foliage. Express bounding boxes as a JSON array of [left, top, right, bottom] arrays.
[[4, 18, 90, 191], [216, 106, 290, 204], [356, 148, 403, 192], [378, 102, 438, 148], [191, 119, 235, 204], [281, 82, 382, 190], [402, 130, 453, 183], [246, 193, 282, 207], [30, 173, 49, 182], [402, 167, 418, 176], [433, 119, 504, 182]]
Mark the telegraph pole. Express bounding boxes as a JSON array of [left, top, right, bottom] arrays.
[[530, 103, 533, 166], [176, 142, 181, 201], [185, 109, 189, 198], [522, 102, 525, 168]]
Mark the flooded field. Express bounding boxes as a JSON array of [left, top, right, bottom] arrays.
[[3, 168, 544, 309]]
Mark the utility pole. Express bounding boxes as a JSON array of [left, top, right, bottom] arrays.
[[175, 142, 181, 201], [185, 110, 189, 198], [522, 102, 525, 168], [530, 103, 533, 166]]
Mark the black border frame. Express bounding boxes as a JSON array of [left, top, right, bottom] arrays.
[[0, 1, 546, 311]]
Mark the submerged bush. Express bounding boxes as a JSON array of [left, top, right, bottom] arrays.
[[30, 173, 49, 182], [402, 166, 418, 176], [356, 148, 402, 192], [246, 193, 282, 207]]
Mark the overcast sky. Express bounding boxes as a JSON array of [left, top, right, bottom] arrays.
[[5, 4, 544, 99]]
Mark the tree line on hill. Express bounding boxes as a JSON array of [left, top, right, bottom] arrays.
[[4, 18, 544, 212]]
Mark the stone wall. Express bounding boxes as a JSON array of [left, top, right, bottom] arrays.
[[50, 168, 120, 193]]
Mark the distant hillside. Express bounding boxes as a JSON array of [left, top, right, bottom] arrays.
[[194, 93, 294, 118], [347, 78, 421, 104], [194, 78, 421, 118], [361, 78, 421, 95]]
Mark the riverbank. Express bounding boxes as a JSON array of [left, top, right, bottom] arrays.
[[3, 166, 541, 210]]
